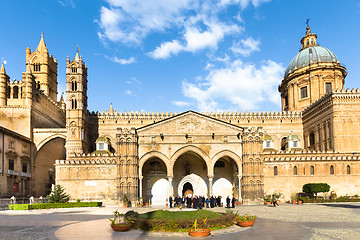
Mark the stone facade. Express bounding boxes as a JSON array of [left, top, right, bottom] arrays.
[[1, 26, 360, 204]]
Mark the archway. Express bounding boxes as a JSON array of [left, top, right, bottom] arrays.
[[183, 182, 193, 197], [212, 155, 240, 201], [173, 150, 209, 197], [141, 157, 168, 205], [34, 137, 66, 197], [177, 174, 207, 197]]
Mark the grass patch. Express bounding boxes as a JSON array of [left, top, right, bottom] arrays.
[[9, 202, 102, 210], [138, 209, 221, 220]]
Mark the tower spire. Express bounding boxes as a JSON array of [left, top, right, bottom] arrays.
[[36, 32, 48, 52], [0, 63, 5, 74]]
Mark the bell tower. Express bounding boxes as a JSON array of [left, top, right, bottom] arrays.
[[25, 33, 58, 101], [65, 49, 88, 156]]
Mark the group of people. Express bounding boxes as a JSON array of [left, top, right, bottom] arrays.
[[168, 195, 237, 209]]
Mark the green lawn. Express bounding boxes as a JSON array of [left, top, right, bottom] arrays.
[[138, 209, 221, 220]]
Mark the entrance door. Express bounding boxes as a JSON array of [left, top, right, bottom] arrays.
[[182, 182, 193, 197]]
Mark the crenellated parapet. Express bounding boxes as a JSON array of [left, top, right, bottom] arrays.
[[55, 157, 117, 165], [264, 151, 360, 162]]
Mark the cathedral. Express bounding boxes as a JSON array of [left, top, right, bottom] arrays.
[[0, 26, 359, 205]]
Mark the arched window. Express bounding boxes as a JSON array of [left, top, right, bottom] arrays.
[[33, 63, 41, 72], [347, 165, 351, 175], [281, 137, 287, 151], [330, 165, 334, 175], [72, 81, 77, 91], [306, 40, 309, 46], [71, 99, 77, 109], [293, 166, 297, 175], [37, 81, 40, 89], [71, 67, 77, 73], [309, 132, 315, 148], [13, 86, 19, 99], [310, 166, 314, 175], [274, 166, 278, 176]]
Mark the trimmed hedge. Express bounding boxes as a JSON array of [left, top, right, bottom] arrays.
[[297, 196, 360, 203], [9, 202, 102, 210], [130, 211, 235, 232]]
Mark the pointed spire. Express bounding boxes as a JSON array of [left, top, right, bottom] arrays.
[[109, 103, 113, 112], [74, 47, 80, 61], [36, 32, 48, 52], [0, 63, 6, 74], [26, 46, 31, 55]]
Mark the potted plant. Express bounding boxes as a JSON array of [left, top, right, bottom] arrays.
[[236, 213, 257, 227], [188, 218, 211, 237], [137, 197, 144, 207], [109, 210, 134, 232], [145, 201, 149, 207], [297, 198, 303, 204], [123, 195, 129, 207], [263, 194, 271, 205]]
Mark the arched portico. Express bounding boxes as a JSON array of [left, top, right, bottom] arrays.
[[177, 174, 207, 197]]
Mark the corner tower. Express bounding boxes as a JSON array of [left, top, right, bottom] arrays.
[[25, 33, 58, 101], [279, 25, 347, 111], [65, 50, 88, 156]]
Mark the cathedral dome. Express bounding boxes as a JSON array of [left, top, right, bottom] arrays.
[[284, 46, 339, 78]]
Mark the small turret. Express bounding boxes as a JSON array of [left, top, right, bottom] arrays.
[[0, 63, 10, 105]]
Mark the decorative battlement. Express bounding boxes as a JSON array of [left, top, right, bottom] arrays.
[[264, 150, 360, 162], [303, 88, 360, 115], [56, 157, 117, 165], [36, 88, 65, 114]]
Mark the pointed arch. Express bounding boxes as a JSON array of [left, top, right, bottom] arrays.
[[139, 151, 170, 177], [210, 150, 242, 177], [170, 145, 209, 176]]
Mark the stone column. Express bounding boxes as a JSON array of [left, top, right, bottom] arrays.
[[238, 176, 242, 201], [168, 177, 173, 196], [139, 176, 143, 198], [208, 176, 213, 196]]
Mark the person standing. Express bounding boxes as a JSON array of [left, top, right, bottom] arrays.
[[169, 195, 173, 208], [231, 196, 236, 208], [226, 196, 230, 208], [272, 194, 279, 207]]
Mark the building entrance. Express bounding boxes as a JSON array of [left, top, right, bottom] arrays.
[[182, 182, 193, 197]]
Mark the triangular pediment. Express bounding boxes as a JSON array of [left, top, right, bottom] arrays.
[[137, 111, 243, 135]]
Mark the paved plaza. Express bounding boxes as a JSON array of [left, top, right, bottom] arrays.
[[0, 203, 359, 240]]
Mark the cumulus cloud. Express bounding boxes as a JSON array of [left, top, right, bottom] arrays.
[[105, 55, 136, 64], [97, 0, 269, 53], [148, 18, 240, 59], [182, 59, 284, 111], [231, 37, 260, 57]]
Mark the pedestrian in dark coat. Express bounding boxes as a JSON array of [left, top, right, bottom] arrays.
[[231, 196, 236, 208], [226, 196, 230, 208], [169, 196, 173, 208]]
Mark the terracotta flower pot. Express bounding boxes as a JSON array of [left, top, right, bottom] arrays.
[[138, 204, 144, 207], [298, 200, 302, 204], [111, 224, 131, 232], [237, 220, 255, 227], [291, 200, 296, 204], [265, 202, 271, 205], [145, 203, 149, 207], [188, 229, 211, 237], [123, 204, 129, 207]]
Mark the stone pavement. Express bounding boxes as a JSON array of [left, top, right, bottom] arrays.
[[0, 203, 359, 240]]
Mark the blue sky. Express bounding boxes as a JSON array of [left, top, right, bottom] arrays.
[[1, 0, 359, 113]]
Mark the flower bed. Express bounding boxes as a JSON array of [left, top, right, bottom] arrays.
[[128, 209, 234, 232], [9, 202, 102, 210]]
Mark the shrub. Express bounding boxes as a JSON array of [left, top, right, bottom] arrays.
[[47, 185, 70, 203], [302, 183, 330, 198], [9, 202, 102, 210], [132, 211, 234, 232]]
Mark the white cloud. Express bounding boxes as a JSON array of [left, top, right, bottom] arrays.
[[125, 90, 133, 95], [148, 40, 183, 59], [171, 101, 192, 107], [231, 37, 260, 57], [97, 0, 269, 49], [148, 19, 241, 59], [106, 56, 136, 64], [182, 59, 284, 111]]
